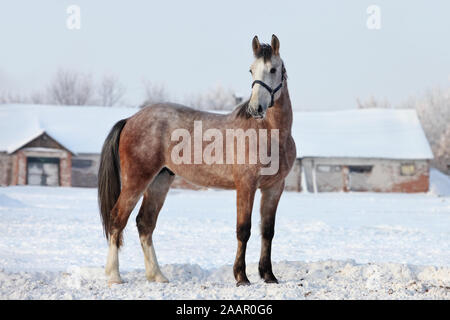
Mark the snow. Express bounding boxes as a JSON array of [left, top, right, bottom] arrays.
[[292, 109, 433, 159], [430, 169, 450, 197], [0, 185, 449, 299], [1, 261, 449, 300], [0, 104, 137, 154], [0, 105, 433, 160]]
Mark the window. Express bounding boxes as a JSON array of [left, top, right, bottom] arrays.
[[72, 159, 93, 169], [348, 165, 373, 174], [317, 165, 341, 173], [400, 163, 415, 176], [317, 165, 331, 173]]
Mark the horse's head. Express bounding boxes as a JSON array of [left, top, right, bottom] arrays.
[[248, 34, 286, 119]]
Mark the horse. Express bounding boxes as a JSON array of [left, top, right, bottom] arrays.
[[98, 34, 296, 286]]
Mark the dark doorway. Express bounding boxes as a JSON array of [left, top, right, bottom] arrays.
[[26, 157, 60, 186], [348, 165, 373, 192]]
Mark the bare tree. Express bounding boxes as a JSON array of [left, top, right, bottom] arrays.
[[357, 95, 392, 109], [47, 69, 95, 105], [185, 84, 238, 111], [29, 91, 47, 104], [0, 90, 28, 104], [97, 74, 126, 106], [141, 80, 169, 107], [0, 89, 49, 104], [408, 87, 450, 172], [436, 125, 450, 174], [1, 69, 130, 107]]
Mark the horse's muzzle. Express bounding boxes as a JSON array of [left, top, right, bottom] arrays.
[[252, 113, 265, 120], [248, 104, 267, 119]]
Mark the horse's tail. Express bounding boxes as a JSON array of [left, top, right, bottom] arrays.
[[98, 119, 127, 240]]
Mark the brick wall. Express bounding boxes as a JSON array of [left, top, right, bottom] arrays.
[[59, 153, 72, 187], [12, 149, 72, 186], [0, 152, 12, 186]]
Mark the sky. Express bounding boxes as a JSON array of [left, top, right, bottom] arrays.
[[0, 0, 449, 110]]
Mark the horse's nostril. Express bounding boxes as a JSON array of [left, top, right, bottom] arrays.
[[258, 105, 263, 113]]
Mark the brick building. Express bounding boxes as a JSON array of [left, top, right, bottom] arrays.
[[0, 104, 135, 187]]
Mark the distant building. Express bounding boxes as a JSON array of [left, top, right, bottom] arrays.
[[0, 105, 434, 193], [0, 131, 73, 187], [0, 105, 134, 188], [289, 109, 434, 193]]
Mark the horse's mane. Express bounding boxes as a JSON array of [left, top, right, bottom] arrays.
[[233, 99, 252, 119]]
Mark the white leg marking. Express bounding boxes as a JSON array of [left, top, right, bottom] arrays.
[[105, 238, 123, 286], [140, 236, 168, 283]]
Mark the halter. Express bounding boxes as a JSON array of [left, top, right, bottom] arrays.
[[251, 63, 285, 108]]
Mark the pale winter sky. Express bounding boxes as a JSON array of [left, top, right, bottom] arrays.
[[0, 0, 449, 110]]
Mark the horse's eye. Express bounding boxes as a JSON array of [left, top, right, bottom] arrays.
[[249, 69, 252, 74], [270, 68, 276, 74]]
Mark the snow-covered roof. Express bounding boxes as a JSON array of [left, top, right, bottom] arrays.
[[0, 104, 433, 159], [292, 109, 433, 159], [0, 104, 137, 154]]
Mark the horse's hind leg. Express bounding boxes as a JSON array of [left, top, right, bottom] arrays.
[[258, 180, 284, 284], [136, 168, 175, 282], [105, 170, 159, 285], [105, 187, 143, 285]]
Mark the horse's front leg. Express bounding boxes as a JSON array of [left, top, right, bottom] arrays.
[[233, 181, 257, 286], [259, 180, 285, 283]]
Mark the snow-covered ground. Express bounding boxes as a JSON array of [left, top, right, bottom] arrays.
[[0, 180, 449, 299], [430, 168, 450, 197]]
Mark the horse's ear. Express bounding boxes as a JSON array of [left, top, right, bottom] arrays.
[[252, 35, 260, 56], [271, 34, 280, 55]]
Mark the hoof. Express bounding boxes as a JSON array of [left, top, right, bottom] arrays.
[[107, 277, 123, 287], [264, 277, 279, 284], [259, 269, 279, 284], [236, 280, 251, 287], [146, 273, 169, 283]]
